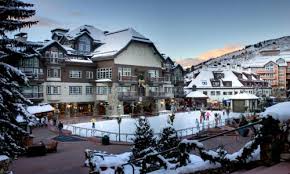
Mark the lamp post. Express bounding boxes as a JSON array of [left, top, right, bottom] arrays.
[[117, 104, 122, 142]]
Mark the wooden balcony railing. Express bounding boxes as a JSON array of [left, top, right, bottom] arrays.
[[147, 77, 165, 83], [118, 76, 137, 82], [22, 92, 44, 99]]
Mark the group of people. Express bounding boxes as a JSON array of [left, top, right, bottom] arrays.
[[195, 110, 223, 131]]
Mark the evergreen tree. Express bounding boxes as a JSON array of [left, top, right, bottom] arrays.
[[0, 0, 37, 157], [158, 125, 180, 159], [131, 116, 156, 161]]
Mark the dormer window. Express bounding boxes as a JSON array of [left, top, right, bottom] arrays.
[[201, 81, 207, 85], [79, 36, 91, 53]]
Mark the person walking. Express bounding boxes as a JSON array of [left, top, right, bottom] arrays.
[[58, 121, 63, 135], [200, 112, 203, 123], [205, 111, 211, 121]]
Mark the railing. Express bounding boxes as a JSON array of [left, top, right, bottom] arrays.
[[19, 67, 44, 80], [148, 91, 165, 98], [119, 120, 262, 174], [118, 91, 139, 101], [118, 76, 137, 82], [22, 92, 44, 99], [65, 118, 227, 143], [147, 77, 165, 83]]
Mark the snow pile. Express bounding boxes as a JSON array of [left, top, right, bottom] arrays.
[[261, 102, 290, 122], [0, 155, 9, 161], [186, 91, 208, 98]]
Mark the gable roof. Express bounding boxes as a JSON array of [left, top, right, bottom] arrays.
[[63, 25, 105, 42], [37, 40, 67, 53], [91, 28, 153, 60], [165, 57, 174, 65]]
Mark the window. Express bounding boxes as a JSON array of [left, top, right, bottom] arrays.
[[69, 70, 82, 78], [47, 86, 61, 95], [203, 91, 207, 95], [148, 70, 159, 78], [96, 68, 112, 79], [96, 86, 111, 95], [118, 86, 131, 92], [210, 91, 215, 95], [216, 91, 220, 95], [118, 67, 132, 76], [223, 92, 227, 95], [164, 87, 172, 93], [69, 86, 82, 95], [86, 86, 93, 95], [86, 71, 93, 79], [228, 92, 233, 95], [78, 36, 91, 53], [47, 68, 61, 78], [265, 63, 274, 71]]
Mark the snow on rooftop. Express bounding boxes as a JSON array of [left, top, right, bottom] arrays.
[[229, 93, 259, 100], [261, 102, 290, 122], [65, 58, 93, 63], [186, 91, 208, 98], [92, 28, 152, 59], [27, 104, 54, 115], [95, 79, 112, 82], [64, 25, 105, 41]]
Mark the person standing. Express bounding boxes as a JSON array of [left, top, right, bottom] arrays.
[[195, 118, 200, 131], [58, 121, 63, 135]]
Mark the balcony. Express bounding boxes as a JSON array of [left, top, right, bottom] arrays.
[[174, 91, 186, 98], [22, 92, 43, 100], [44, 57, 65, 65], [19, 67, 44, 81], [256, 69, 276, 74], [147, 77, 165, 83], [148, 91, 166, 99], [118, 76, 137, 83], [118, 91, 139, 101]]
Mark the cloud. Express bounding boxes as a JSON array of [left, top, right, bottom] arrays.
[[176, 44, 242, 68], [30, 16, 61, 27]]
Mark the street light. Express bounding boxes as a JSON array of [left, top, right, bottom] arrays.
[[117, 104, 122, 142]]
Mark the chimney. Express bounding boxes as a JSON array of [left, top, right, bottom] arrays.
[[14, 32, 28, 42]]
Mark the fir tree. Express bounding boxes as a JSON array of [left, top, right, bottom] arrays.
[[157, 125, 180, 159], [0, 0, 37, 157], [131, 116, 156, 161]]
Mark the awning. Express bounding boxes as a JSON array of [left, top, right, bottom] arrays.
[[27, 103, 54, 115], [229, 93, 259, 100]]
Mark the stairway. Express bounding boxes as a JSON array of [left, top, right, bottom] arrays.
[[231, 162, 290, 174]]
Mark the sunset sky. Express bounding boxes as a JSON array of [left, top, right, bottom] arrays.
[[22, 0, 290, 66]]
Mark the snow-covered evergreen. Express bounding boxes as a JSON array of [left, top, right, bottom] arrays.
[[131, 116, 156, 162], [157, 125, 180, 159], [0, 0, 37, 157]]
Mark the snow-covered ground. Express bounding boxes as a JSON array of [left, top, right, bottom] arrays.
[[65, 111, 242, 141]]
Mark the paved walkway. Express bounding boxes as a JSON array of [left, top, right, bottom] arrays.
[[10, 127, 131, 174]]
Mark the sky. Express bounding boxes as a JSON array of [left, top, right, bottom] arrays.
[[21, 0, 290, 66]]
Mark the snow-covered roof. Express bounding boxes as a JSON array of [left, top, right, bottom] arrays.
[[186, 91, 208, 98], [27, 104, 54, 115], [91, 28, 152, 59], [187, 69, 244, 88], [61, 45, 76, 55], [37, 40, 67, 53], [65, 58, 93, 63], [64, 25, 105, 42], [95, 79, 112, 82], [244, 55, 290, 68], [229, 93, 259, 100], [261, 102, 290, 122]]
